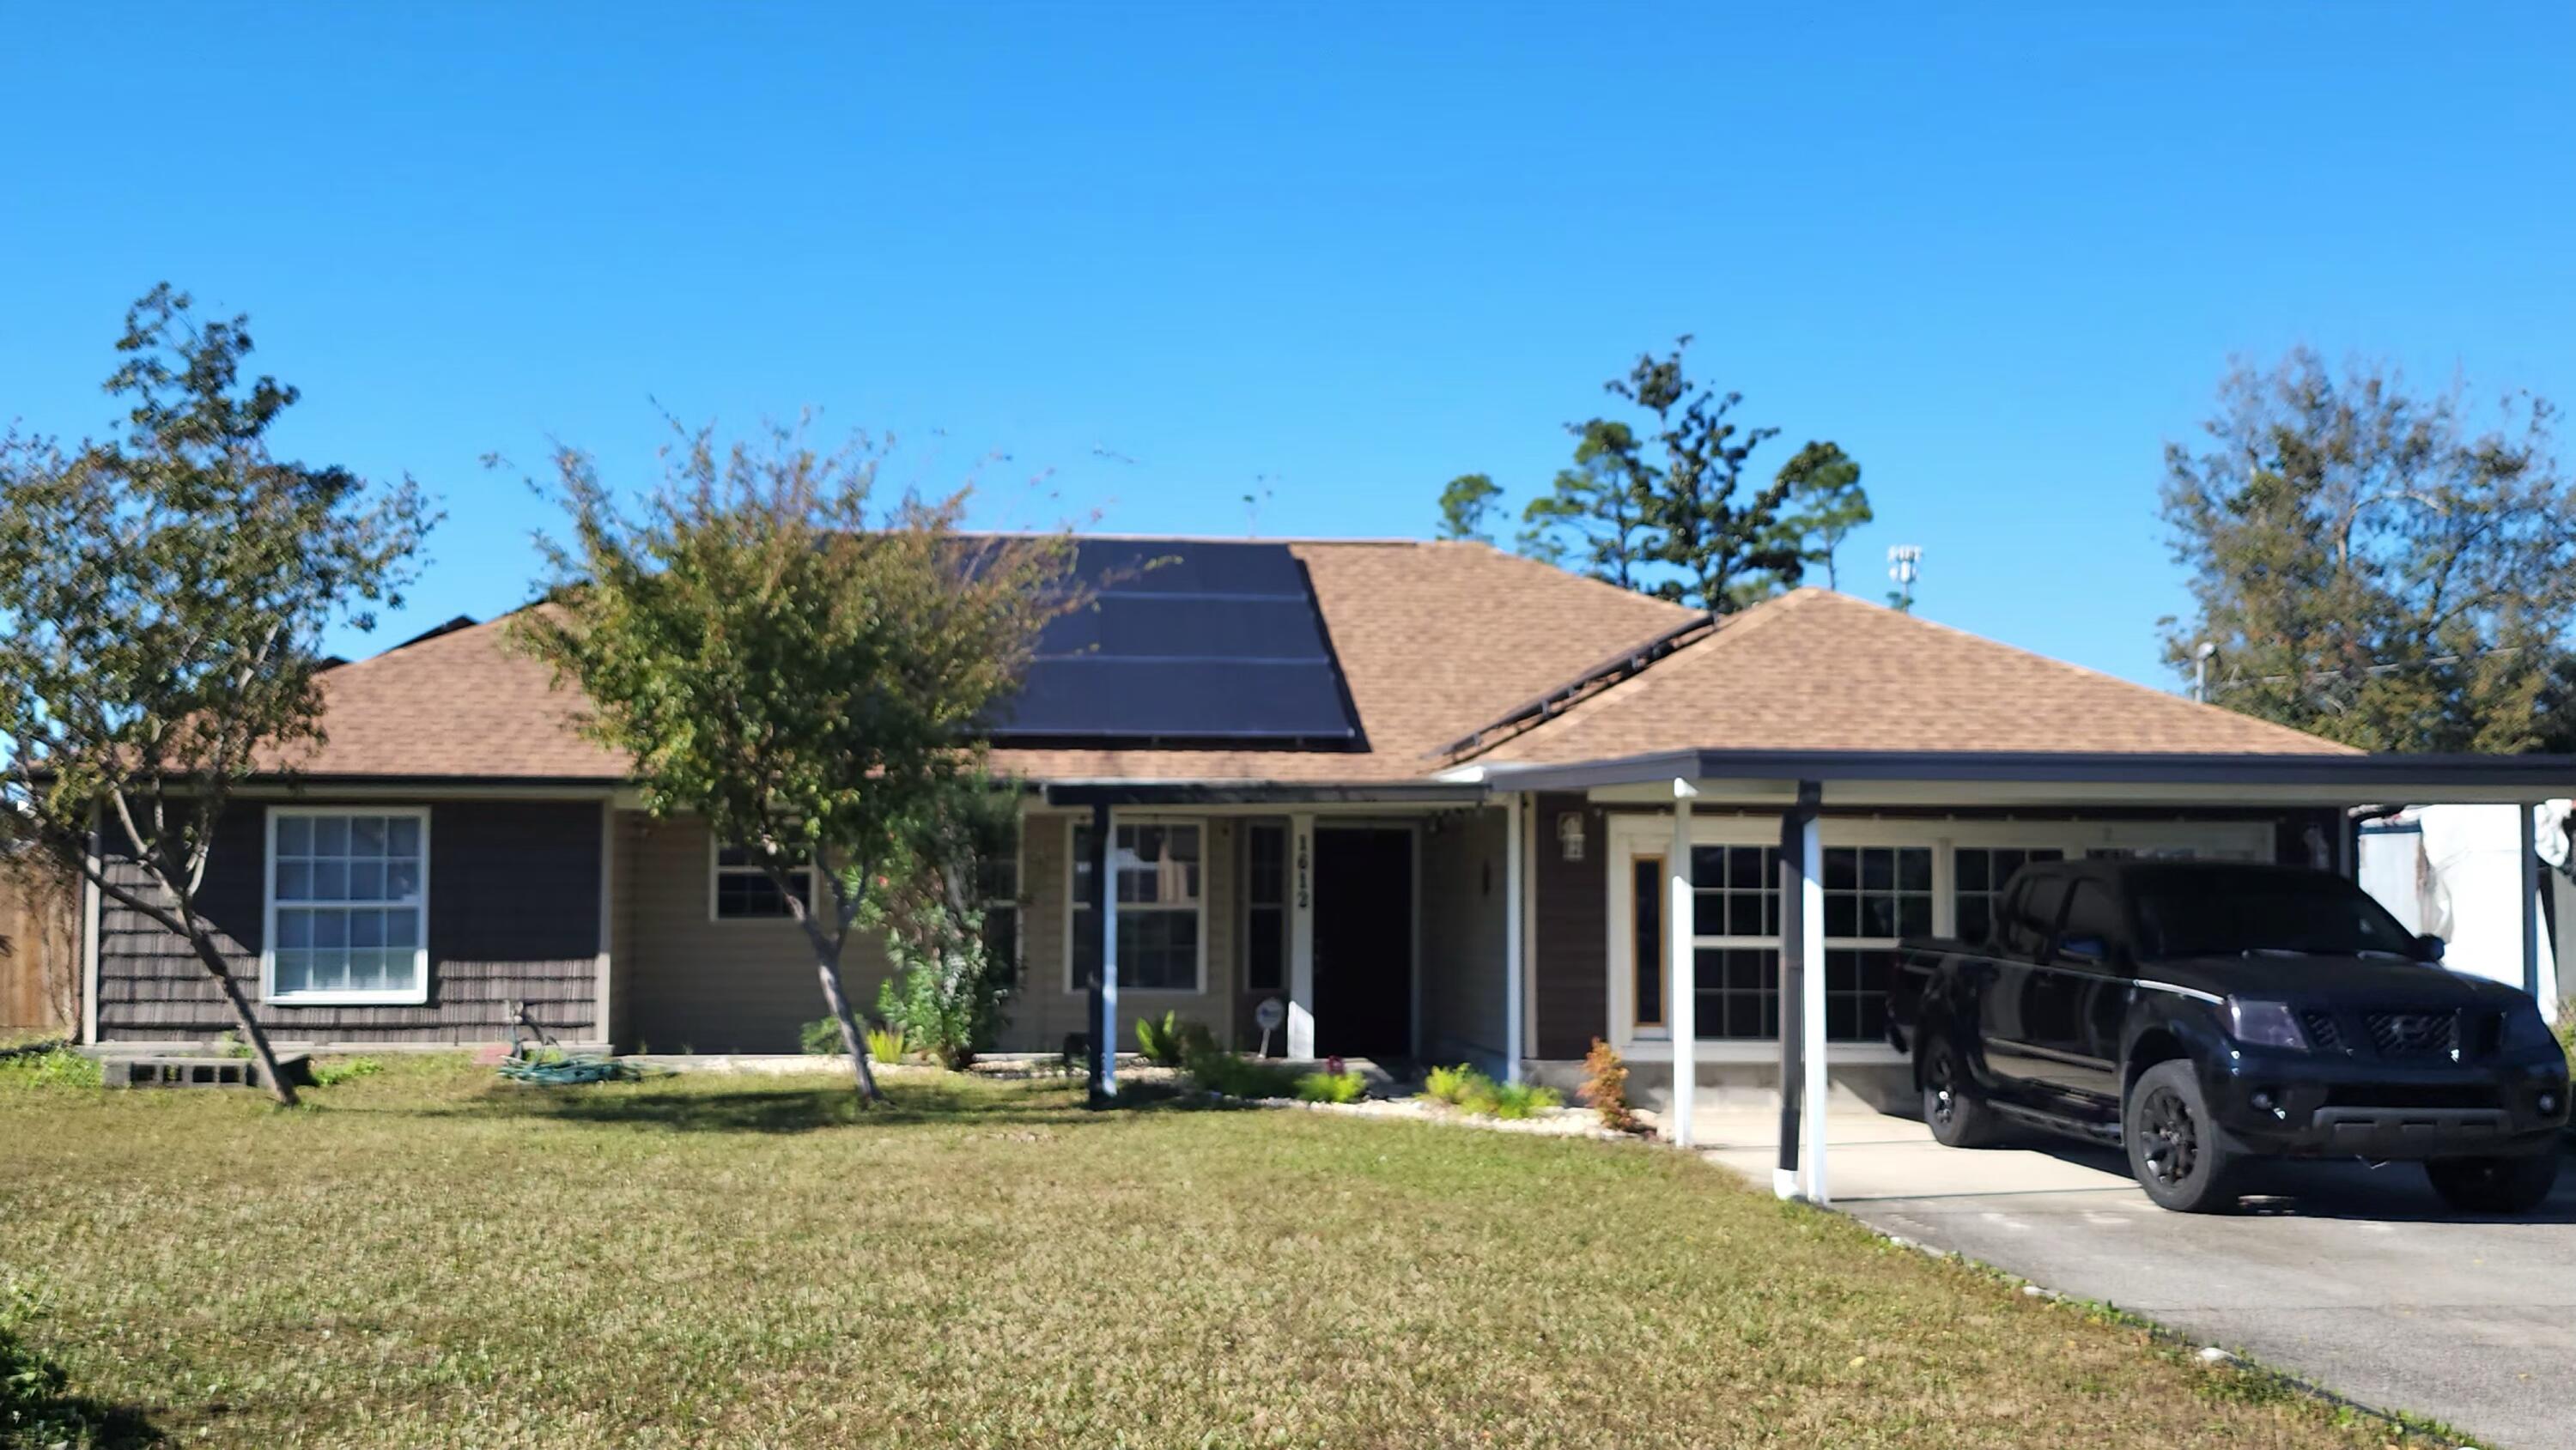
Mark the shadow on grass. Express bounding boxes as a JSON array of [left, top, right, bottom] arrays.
[[3, 1338, 167, 1448], [374, 1073, 1249, 1136]]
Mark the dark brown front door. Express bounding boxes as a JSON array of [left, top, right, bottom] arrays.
[[1313, 827, 1413, 1061]]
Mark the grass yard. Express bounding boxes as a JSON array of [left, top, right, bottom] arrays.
[[1, 1058, 2403, 1448]]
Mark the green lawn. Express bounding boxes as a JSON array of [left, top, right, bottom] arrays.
[[1, 1058, 2398, 1448]]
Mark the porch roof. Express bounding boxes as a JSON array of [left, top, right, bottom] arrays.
[[1474, 747, 2576, 808]]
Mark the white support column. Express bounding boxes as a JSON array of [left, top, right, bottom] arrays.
[[1102, 806, 1120, 1093], [1502, 794, 1525, 1083], [79, 812, 101, 1047], [2522, 803, 2544, 1004], [1288, 811, 1317, 1059], [594, 798, 617, 1049], [1668, 780, 1698, 1147], [1797, 809, 1828, 1204]]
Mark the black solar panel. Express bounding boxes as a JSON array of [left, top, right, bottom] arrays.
[[988, 540, 1361, 746]]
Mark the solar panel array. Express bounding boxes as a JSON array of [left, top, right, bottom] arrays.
[[987, 540, 1361, 747]]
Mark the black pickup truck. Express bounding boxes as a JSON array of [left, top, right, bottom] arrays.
[[1888, 858, 2568, 1213]]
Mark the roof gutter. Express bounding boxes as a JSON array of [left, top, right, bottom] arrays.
[[1479, 748, 2576, 798], [1041, 780, 1487, 807]]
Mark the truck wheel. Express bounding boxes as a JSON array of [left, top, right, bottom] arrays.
[[2425, 1154, 2561, 1215], [1921, 1034, 2002, 1148], [2124, 1060, 2243, 1213]]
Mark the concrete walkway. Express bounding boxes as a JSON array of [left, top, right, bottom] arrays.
[[1696, 1107, 2576, 1450]]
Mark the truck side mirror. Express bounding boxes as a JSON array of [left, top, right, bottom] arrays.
[[2415, 932, 2445, 962]]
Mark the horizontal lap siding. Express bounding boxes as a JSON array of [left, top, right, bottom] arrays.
[[1419, 806, 1507, 1069], [1533, 792, 1610, 1059], [618, 812, 896, 1054], [1001, 812, 1236, 1055], [96, 800, 604, 1044]]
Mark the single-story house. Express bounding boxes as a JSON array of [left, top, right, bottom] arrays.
[[77, 537, 2572, 1120]]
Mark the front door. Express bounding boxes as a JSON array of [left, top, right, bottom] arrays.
[[1312, 827, 1413, 1061]]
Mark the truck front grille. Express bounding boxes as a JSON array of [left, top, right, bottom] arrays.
[[2364, 1010, 2458, 1059], [2299, 1010, 2347, 1053]]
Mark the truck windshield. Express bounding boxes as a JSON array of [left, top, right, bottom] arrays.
[[2130, 871, 2422, 962]]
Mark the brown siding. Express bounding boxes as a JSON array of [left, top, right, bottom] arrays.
[[1532, 792, 1608, 1059], [618, 812, 896, 1053], [1419, 805, 1507, 1069], [95, 799, 603, 1044]]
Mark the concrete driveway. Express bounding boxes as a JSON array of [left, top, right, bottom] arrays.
[[1698, 1107, 2576, 1450]]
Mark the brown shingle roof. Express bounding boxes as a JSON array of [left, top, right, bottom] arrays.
[[264, 540, 1699, 782], [1471, 588, 2357, 764]]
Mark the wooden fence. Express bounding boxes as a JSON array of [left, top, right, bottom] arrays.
[[0, 853, 80, 1033]]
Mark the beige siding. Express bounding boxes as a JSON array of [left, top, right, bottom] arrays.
[[1419, 805, 1509, 1071], [617, 812, 896, 1053], [1001, 812, 1237, 1053]]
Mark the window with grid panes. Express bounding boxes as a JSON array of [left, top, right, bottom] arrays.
[[1951, 846, 2064, 945], [1820, 846, 1932, 1043]]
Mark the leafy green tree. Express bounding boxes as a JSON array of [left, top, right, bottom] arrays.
[[1515, 423, 1657, 585], [867, 774, 1023, 1069], [1434, 472, 1504, 544], [513, 423, 1076, 1099], [1753, 441, 1871, 596], [2161, 349, 2576, 751], [0, 285, 434, 1105], [1518, 339, 1806, 611]]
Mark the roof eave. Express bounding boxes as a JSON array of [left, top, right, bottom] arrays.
[[1480, 748, 2576, 804]]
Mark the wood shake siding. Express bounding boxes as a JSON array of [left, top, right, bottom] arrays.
[[95, 799, 604, 1044], [1531, 792, 1608, 1059], [618, 812, 896, 1053]]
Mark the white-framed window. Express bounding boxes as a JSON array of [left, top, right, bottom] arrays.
[[979, 829, 1023, 983], [1068, 820, 1204, 992], [1607, 816, 2275, 1054], [710, 840, 814, 921], [264, 808, 430, 1005]]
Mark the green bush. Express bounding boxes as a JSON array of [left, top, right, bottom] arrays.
[[1, 1280, 87, 1445], [1136, 1010, 1212, 1068], [799, 1016, 844, 1056], [310, 1057, 383, 1089], [1422, 1064, 1489, 1107], [0, 1047, 100, 1090], [1183, 1045, 1302, 1100], [1481, 1081, 1564, 1120], [866, 1024, 908, 1065], [1294, 1070, 1367, 1104]]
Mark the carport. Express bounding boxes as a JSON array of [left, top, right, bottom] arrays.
[[1479, 747, 2575, 1204]]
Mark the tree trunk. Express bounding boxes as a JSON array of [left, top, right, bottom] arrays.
[[815, 956, 883, 1103], [191, 935, 300, 1107]]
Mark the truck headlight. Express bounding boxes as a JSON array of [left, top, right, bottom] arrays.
[[2225, 998, 2310, 1051]]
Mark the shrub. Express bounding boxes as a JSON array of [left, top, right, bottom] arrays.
[[874, 927, 1008, 1071], [1136, 1011, 1212, 1068], [214, 1031, 254, 1059], [1183, 1043, 1302, 1100], [1578, 1038, 1641, 1132], [866, 1024, 908, 1065], [1483, 1080, 1563, 1121], [799, 1016, 844, 1057], [1, 1280, 82, 1445], [1422, 1064, 1490, 1107], [1295, 1070, 1367, 1104], [0, 1047, 99, 1090], [311, 1057, 383, 1089]]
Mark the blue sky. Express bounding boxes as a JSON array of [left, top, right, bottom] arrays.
[[5, 4, 2570, 688]]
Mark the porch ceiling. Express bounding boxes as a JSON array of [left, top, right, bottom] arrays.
[[1478, 748, 2576, 809]]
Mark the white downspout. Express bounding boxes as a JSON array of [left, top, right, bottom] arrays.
[[1502, 793, 1525, 1083], [1668, 780, 1698, 1148]]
